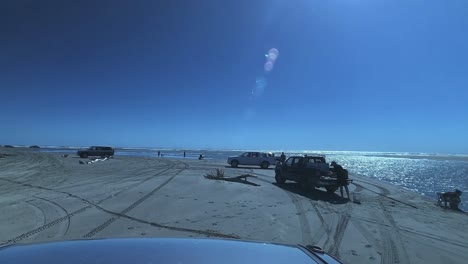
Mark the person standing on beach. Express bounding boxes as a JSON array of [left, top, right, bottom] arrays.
[[157, 151, 160, 157], [184, 151, 186, 158], [280, 152, 286, 163], [331, 161, 350, 199]]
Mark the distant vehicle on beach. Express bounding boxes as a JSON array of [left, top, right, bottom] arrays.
[[275, 155, 343, 193], [77, 146, 114, 158], [227, 152, 280, 169]]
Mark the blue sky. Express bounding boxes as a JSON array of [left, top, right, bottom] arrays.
[[1, 0, 467, 153]]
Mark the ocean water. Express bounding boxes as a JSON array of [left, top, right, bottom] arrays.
[[38, 148, 468, 211]]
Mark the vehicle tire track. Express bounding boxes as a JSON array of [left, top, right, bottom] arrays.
[[318, 200, 350, 256], [56, 158, 173, 190], [378, 199, 406, 264], [0, 205, 91, 247], [23, 199, 47, 228], [253, 174, 314, 245], [354, 182, 399, 264], [308, 201, 331, 246], [351, 219, 384, 263], [32, 196, 71, 236], [83, 161, 188, 238], [372, 184, 408, 264], [0, 160, 238, 245], [253, 172, 344, 249], [0, 160, 179, 246], [79, 198, 239, 239], [327, 214, 350, 259]]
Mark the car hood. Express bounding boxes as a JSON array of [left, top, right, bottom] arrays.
[[0, 238, 339, 264]]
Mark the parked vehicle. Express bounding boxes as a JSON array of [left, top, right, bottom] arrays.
[[227, 152, 280, 169], [77, 146, 114, 158], [275, 155, 341, 193]]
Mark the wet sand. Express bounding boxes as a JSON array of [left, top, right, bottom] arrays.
[[1, 148, 467, 263]]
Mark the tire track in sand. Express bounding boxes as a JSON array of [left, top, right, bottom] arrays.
[[83, 161, 188, 238], [0, 160, 179, 246], [253, 172, 343, 249], [326, 213, 350, 259], [253, 173, 314, 245], [355, 181, 409, 264], [32, 196, 71, 237]]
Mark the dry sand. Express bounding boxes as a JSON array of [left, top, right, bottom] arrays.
[[0, 148, 467, 263]]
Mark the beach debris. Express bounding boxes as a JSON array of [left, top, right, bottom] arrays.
[[79, 157, 110, 165], [204, 168, 225, 179], [352, 192, 361, 204], [437, 189, 462, 210], [204, 169, 260, 186], [62, 154, 69, 158]]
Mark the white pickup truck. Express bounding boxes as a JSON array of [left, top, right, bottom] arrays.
[[227, 152, 280, 169]]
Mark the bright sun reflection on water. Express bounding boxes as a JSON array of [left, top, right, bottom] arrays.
[[320, 154, 468, 210]]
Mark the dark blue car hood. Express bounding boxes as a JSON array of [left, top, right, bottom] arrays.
[[0, 238, 340, 264]]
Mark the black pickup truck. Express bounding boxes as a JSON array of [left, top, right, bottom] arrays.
[[275, 155, 340, 193], [77, 146, 114, 158]]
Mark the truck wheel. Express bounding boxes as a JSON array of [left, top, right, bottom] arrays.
[[231, 160, 239, 168], [275, 172, 286, 184], [260, 161, 269, 169], [326, 187, 337, 193], [81, 153, 88, 158]]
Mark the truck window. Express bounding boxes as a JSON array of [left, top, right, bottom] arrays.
[[285, 158, 293, 166], [292, 158, 302, 167]]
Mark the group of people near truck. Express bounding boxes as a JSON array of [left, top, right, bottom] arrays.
[[277, 153, 351, 200]]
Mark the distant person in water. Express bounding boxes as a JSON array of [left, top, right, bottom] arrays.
[[198, 154, 204, 160], [184, 151, 186, 158], [280, 152, 286, 163], [331, 161, 350, 200], [157, 151, 160, 157]]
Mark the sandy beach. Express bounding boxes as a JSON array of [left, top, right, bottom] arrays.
[[0, 148, 467, 264]]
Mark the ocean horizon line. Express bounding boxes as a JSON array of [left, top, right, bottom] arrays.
[[4, 144, 468, 156]]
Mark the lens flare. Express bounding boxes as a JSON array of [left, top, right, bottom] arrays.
[[268, 48, 279, 60]]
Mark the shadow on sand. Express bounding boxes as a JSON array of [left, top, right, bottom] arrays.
[[273, 182, 349, 205], [224, 166, 275, 171]]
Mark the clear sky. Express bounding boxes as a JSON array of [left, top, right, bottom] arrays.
[[1, 0, 467, 153]]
